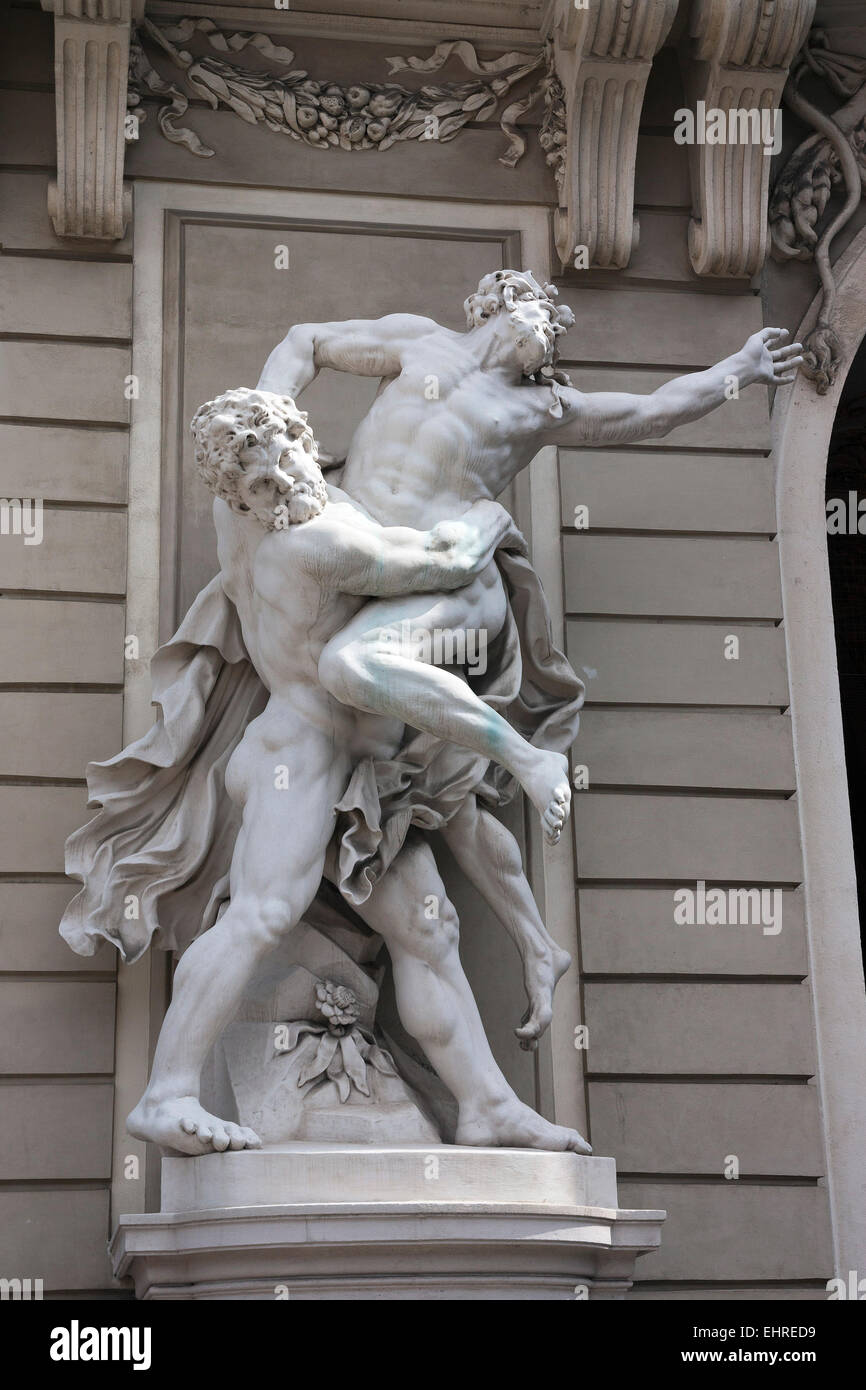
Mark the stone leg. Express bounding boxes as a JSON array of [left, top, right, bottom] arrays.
[[440, 795, 572, 1048], [128, 702, 350, 1156], [328, 830, 591, 1155]]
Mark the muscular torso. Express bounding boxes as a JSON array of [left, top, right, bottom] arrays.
[[340, 330, 550, 526], [215, 496, 404, 757], [215, 324, 551, 754]]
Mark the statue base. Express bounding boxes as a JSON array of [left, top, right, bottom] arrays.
[[111, 1144, 664, 1300]]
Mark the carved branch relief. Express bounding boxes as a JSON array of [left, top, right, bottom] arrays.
[[770, 29, 866, 392]]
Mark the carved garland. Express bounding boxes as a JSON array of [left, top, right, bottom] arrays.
[[127, 17, 548, 167], [769, 29, 866, 393], [538, 47, 568, 199]]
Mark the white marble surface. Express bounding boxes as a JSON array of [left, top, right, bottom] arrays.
[[160, 1142, 619, 1212], [113, 1146, 665, 1300]]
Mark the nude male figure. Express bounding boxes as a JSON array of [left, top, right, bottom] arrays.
[[128, 388, 583, 1155], [258, 267, 804, 1007]]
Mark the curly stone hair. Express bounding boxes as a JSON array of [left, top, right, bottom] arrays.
[[463, 268, 575, 335], [190, 387, 317, 510]]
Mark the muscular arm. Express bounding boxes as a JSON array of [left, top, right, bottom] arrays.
[[307, 499, 517, 599], [540, 328, 803, 448], [257, 313, 439, 397]]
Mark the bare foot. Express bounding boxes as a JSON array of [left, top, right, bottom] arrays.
[[523, 750, 572, 845], [456, 1095, 591, 1155], [514, 943, 572, 1050], [128, 1094, 261, 1157]]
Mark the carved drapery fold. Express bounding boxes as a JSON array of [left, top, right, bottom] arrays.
[[545, 0, 680, 271], [683, 0, 816, 277], [40, 0, 143, 239]]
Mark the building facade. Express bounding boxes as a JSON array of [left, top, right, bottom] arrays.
[[1, 0, 866, 1299]]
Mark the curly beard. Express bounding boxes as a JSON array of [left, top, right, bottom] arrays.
[[509, 312, 571, 389], [268, 477, 328, 529], [514, 322, 554, 375]]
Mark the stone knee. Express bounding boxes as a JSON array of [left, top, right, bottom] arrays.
[[227, 894, 299, 957], [318, 634, 388, 712], [402, 894, 460, 967]]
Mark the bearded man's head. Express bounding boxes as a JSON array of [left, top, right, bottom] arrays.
[[191, 388, 327, 530]]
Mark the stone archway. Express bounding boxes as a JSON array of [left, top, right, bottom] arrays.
[[774, 224, 866, 1280]]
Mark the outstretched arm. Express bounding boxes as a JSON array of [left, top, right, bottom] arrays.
[[541, 328, 803, 447], [309, 499, 518, 598], [257, 313, 439, 397]]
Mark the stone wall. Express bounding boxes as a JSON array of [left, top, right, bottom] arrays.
[[0, 3, 129, 1295]]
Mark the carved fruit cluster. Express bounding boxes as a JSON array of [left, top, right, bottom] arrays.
[[315, 980, 361, 1035]]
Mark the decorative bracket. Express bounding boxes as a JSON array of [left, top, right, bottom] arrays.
[[545, 0, 680, 271], [40, 0, 145, 239], [682, 0, 816, 277]]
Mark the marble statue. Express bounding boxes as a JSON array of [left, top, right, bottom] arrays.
[[60, 269, 803, 1160]]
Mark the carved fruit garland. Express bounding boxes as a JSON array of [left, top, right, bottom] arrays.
[[127, 17, 548, 167], [537, 49, 567, 199]]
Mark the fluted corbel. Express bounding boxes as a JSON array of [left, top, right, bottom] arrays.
[[682, 0, 816, 277], [40, 0, 145, 239], [545, 0, 680, 271]]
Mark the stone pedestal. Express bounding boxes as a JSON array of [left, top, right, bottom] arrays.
[[111, 1144, 665, 1300]]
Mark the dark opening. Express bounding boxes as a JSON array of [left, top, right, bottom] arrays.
[[825, 336, 866, 975]]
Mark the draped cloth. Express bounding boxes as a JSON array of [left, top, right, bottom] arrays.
[[61, 576, 266, 963], [60, 544, 584, 964]]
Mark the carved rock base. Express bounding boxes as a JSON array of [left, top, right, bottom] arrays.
[[111, 1145, 665, 1300], [209, 1021, 440, 1147]]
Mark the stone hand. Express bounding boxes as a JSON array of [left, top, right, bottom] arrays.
[[430, 500, 519, 574], [739, 327, 805, 387]]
